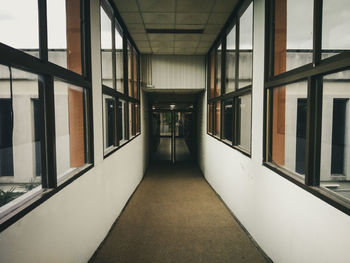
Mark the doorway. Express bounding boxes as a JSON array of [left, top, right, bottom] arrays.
[[151, 110, 195, 163]]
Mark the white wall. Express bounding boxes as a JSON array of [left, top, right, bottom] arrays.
[[198, 1, 350, 263], [0, 0, 149, 262], [141, 54, 205, 90]]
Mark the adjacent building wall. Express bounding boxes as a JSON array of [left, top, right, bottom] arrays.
[[0, 0, 149, 262], [198, 0, 350, 263]]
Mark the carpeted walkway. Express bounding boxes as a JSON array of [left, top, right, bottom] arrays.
[[90, 161, 269, 263]]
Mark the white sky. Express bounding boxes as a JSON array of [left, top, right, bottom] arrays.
[[0, 0, 348, 51]]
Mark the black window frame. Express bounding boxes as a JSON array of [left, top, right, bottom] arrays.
[[264, 0, 350, 215], [0, 0, 94, 231], [101, 0, 141, 159], [206, 0, 253, 157]]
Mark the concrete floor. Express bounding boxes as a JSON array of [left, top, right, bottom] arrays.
[[89, 161, 269, 263]]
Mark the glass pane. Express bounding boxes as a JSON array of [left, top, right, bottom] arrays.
[[239, 3, 253, 89], [237, 93, 251, 152], [115, 28, 124, 93], [47, 0, 82, 74], [274, 0, 313, 75], [129, 102, 134, 137], [322, 0, 350, 59], [135, 103, 140, 133], [215, 45, 222, 97], [209, 51, 215, 99], [0, 66, 42, 212], [208, 103, 213, 134], [133, 49, 138, 99], [270, 81, 308, 178], [100, 6, 113, 87], [54, 80, 86, 180], [118, 99, 127, 144], [103, 94, 115, 151], [128, 43, 133, 97], [215, 101, 221, 137], [223, 100, 233, 143], [320, 70, 350, 201], [160, 112, 172, 136], [0, 0, 39, 57], [226, 26, 236, 93]]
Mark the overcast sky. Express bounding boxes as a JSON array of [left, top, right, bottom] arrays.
[[0, 0, 349, 50]]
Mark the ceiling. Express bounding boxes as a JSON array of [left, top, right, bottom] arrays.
[[113, 0, 239, 55]]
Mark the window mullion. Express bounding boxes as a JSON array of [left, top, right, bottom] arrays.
[[305, 77, 322, 186], [235, 18, 240, 91], [40, 75, 57, 188], [112, 17, 117, 90], [313, 0, 323, 67]]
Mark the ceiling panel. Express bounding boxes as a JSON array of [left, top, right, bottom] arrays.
[[138, 0, 176, 12], [176, 13, 209, 24], [113, 0, 239, 55], [176, 0, 215, 13], [142, 13, 175, 24]]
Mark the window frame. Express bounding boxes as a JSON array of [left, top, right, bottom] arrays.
[[0, 0, 94, 231], [264, 0, 350, 215], [101, 0, 141, 158], [206, 0, 253, 157]]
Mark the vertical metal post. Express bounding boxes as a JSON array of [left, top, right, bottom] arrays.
[[171, 110, 176, 164]]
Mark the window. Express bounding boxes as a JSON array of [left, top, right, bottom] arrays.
[[266, 0, 350, 214], [0, 1, 93, 226], [115, 27, 124, 93], [54, 80, 87, 180], [268, 81, 308, 178], [320, 70, 350, 202], [322, 0, 350, 59], [103, 95, 116, 151], [100, 5, 113, 88], [0, 0, 39, 57], [238, 3, 253, 89], [47, 0, 82, 74], [118, 99, 127, 144], [0, 68, 42, 211], [100, 1, 141, 157], [207, 0, 253, 155], [273, 0, 313, 75], [226, 26, 236, 94]]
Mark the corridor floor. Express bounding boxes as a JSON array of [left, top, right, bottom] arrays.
[[90, 161, 268, 263]]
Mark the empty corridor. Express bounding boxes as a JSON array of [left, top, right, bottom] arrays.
[[89, 161, 268, 263]]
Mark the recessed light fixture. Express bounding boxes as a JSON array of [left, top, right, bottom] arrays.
[[170, 104, 176, 110]]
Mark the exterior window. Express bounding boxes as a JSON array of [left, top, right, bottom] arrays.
[[54, 79, 86, 180], [322, 0, 350, 59], [238, 3, 253, 89], [209, 51, 215, 99], [237, 93, 252, 151], [207, 1, 252, 155], [0, 0, 39, 57], [115, 27, 124, 93], [100, 6, 113, 88], [103, 95, 115, 151], [215, 101, 221, 137], [133, 49, 138, 99], [128, 43, 133, 97], [0, 67, 42, 210], [47, 0, 82, 74], [273, 0, 313, 75], [269, 81, 308, 178], [129, 102, 134, 137], [226, 26, 236, 94], [118, 99, 127, 144], [320, 70, 350, 202], [215, 45, 222, 97], [135, 103, 140, 134], [208, 103, 213, 134], [223, 100, 233, 142]]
